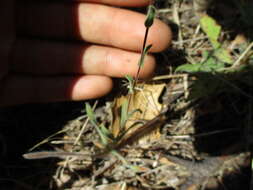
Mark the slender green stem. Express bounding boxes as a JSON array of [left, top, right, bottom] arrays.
[[134, 27, 150, 84]]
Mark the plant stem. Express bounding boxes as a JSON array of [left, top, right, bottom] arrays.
[[134, 27, 150, 84]]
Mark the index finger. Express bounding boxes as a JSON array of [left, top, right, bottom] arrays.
[[77, 0, 150, 7], [17, 3, 172, 52]]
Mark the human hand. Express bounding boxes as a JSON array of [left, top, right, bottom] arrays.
[[0, 0, 171, 107]]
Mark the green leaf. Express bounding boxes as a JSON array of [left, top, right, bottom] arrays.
[[125, 75, 133, 83], [138, 44, 153, 67], [214, 48, 233, 64], [85, 103, 108, 145], [200, 57, 225, 72], [144, 44, 153, 54], [125, 75, 134, 94], [200, 15, 221, 49], [145, 5, 156, 28], [85, 103, 96, 126], [100, 124, 111, 137], [176, 63, 202, 73], [176, 57, 225, 73], [202, 50, 210, 60], [119, 99, 142, 136]]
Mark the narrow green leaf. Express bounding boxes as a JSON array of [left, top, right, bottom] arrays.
[[125, 75, 134, 94], [125, 75, 133, 83], [138, 44, 153, 67], [85, 103, 108, 145], [145, 5, 156, 28], [100, 124, 111, 137], [96, 128, 109, 146], [85, 103, 96, 125], [143, 44, 153, 54]]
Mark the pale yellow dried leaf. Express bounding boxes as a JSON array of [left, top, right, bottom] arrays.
[[111, 83, 165, 144]]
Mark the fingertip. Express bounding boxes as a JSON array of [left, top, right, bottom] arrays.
[[71, 75, 113, 100], [110, 9, 172, 53], [85, 0, 150, 7], [0, 75, 113, 107], [148, 19, 172, 52]]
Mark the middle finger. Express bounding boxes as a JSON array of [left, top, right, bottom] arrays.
[[10, 39, 156, 78]]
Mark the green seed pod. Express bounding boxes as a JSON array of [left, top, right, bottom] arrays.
[[144, 5, 156, 28]]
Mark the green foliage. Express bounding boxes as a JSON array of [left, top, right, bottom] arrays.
[[200, 15, 232, 64], [118, 100, 142, 139], [85, 101, 140, 147], [200, 15, 221, 49], [214, 48, 233, 64], [86, 102, 143, 171], [174, 15, 253, 99], [176, 51, 225, 73], [86, 3, 157, 172], [176, 15, 233, 74]]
